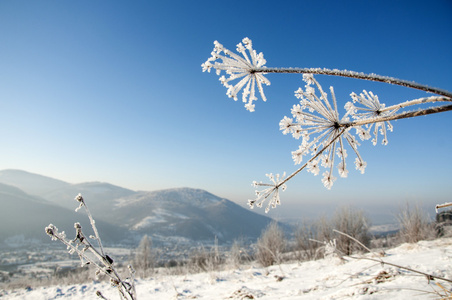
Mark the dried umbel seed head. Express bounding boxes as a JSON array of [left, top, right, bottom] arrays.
[[74, 222, 82, 229], [202, 37, 270, 112], [45, 224, 56, 236], [45, 224, 59, 241], [74, 193, 85, 212], [75, 193, 84, 203]]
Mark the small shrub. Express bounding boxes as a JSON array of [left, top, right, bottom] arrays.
[[397, 203, 435, 243], [255, 222, 285, 267], [316, 206, 370, 256], [133, 234, 154, 278], [294, 222, 320, 261], [228, 238, 252, 267], [333, 206, 370, 255]]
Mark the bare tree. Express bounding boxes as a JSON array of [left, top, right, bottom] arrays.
[[133, 234, 154, 278], [255, 222, 286, 267], [228, 238, 252, 268], [332, 206, 370, 256], [315, 206, 370, 256], [397, 203, 435, 243], [294, 222, 320, 261]]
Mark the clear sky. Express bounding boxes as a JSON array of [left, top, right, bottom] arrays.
[[0, 1, 451, 221]]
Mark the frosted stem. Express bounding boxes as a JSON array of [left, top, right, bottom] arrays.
[[78, 197, 106, 258], [277, 128, 346, 188], [381, 96, 452, 112], [253, 67, 452, 98], [345, 104, 452, 127]]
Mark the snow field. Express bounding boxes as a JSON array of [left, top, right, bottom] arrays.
[[2, 237, 451, 299]]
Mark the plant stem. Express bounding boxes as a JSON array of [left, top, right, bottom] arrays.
[[344, 104, 452, 127], [333, 229, 452, 284], [348, 255, 452, 284], [277, 128, 346, 188], [253, 67, 452, 98], [382, 96, 452, 113]]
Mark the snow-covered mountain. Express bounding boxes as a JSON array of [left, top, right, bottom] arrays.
[[106, 188, 274, 242], [0, 170, 275, 245]]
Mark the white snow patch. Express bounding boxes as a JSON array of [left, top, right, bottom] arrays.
[[132, 208, 188, 230], [2, 237, 452, 299]]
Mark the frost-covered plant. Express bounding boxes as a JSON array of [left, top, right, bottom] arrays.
[[202, 37, 452, 211], [201, 37, 270, 112], [133, 234, 154, 278], [45, 194, 137, 300], [255, 222, 286, 267], [397, 203, 436, 243]]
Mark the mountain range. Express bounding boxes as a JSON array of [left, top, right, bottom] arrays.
[[0, 169, 275, 247]]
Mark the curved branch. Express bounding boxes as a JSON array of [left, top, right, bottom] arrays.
[[253, 67, 452, 98]]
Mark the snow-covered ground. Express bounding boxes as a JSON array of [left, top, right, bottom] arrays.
[[2, 238, 451, 299]]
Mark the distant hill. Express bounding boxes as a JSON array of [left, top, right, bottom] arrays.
[[0, 182, 129, 247], [0, 169, 137, 212], [107, 188, 274, 242], [44, 181, 137, 213], [0, 169, 70, 196], [0, 170, 276, 246]]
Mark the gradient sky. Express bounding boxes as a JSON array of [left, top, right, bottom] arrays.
[[1, 1, 451, 220]]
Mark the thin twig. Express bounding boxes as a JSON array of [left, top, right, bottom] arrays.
[[333, 229, 381, 258], [332, 229, 452, 284], [348, 255, 452, 284]]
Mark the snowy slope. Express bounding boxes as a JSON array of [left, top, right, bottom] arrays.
[[2, 237, 451, 299], [107, 188, 275, 242], [0, 170, 276, 244], [0, 183, 129, 245]]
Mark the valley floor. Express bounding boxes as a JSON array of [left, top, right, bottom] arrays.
[[1, 237, 451, 299]]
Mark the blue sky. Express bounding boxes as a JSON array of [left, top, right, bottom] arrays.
[[0, 1, 451, 221]]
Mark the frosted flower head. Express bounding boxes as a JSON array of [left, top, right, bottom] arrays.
[[45, 224, 65, 241], [280, 75, 370, 188], [202, 38, 270, 111], [337, 162, 348, 178], [354, 157, 367, 174], [75, 193, 85, 212], [346, 90, 394, 145], [45, 224, 57, 239], [249, 172, 286, 213], [322, 171, 337, 190], [307, 159, 320, 176]]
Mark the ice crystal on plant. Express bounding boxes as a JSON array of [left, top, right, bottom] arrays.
[[324, 239, 338, 258], [249, 173, 286, 213], [354, 157, 367, 174], [347, 90, 395, 145], [321, 171, 337, 189], [75, 193, 84, 212], [307, 159, 320, 176], [45, 224, 59, 241], [280, 74, 368, 189], [202, 38, 270, 112]]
